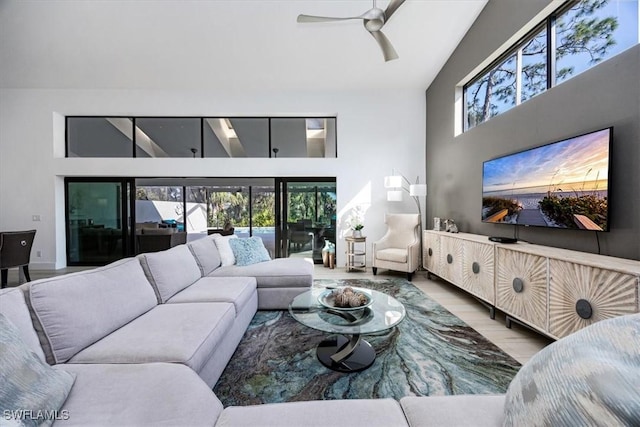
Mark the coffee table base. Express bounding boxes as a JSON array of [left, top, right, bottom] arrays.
[[316, 334, 375, 372]]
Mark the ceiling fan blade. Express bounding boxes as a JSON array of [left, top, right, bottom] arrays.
[[383, 0, 406, 21], [369, 30, 399, 62], [297, 14, 362, 23]]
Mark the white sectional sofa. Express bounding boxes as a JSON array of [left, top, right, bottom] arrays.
[[1, 232, 638, 426]]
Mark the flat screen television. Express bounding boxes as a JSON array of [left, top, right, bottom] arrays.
[[482, 127, 612, 231]]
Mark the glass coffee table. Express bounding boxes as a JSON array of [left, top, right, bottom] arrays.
[[288, 285, 405, 373]]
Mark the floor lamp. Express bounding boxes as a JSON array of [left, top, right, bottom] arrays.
[[384, 171, 427, 268]]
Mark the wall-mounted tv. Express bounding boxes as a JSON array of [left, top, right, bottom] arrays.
[[482, 127, 612, 231]]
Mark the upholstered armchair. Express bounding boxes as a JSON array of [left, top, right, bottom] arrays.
[[0, 229, 36, 288], [372, 213, 420, 281]]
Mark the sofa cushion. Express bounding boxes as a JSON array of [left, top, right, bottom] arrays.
[[28, 258, 158, 364], [212, 234, 238, 266], [55, 363, 223, 426], [0, 313, 76, 427], [138, 244, 202, 303], [400, 395, 505, 427], [375, 248, 408, 263], [503, 313, 640, 426], [209, 257, 313, 289], [188, 236, 222, 276], [229, 236, 271, 266], [69, 302, 235, 374], [167, 277, 257, 316], [215, 398, 408, 427], [0, 287, 46, 362]]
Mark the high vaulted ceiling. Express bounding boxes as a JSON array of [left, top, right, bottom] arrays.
[[0, 0, 487, 91]]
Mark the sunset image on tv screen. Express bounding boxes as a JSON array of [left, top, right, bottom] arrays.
[[482, 128, 610, 231]]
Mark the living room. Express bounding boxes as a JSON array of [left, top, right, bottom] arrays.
[[1, 0, 640, 426]]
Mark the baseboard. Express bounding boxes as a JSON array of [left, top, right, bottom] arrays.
[[29, 261, 57, 270]]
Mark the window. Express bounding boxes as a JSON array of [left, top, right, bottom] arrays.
[[136, 118, 201, 158], [67, 116, 338, 158], [521, 28, 548, 103], [67, 117, 134, 157], [203, 118, 270, 158], [465, 54, 517, 129], [463, 0, 639, 131], [556, 0, 639, 85]]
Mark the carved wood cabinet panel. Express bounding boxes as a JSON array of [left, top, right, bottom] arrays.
[[423, 232, 440, 274], [439, 235, 463, 285], [461, 241, 495, 304], [549, 260, 639, 338], [496, 248, 548, 332]]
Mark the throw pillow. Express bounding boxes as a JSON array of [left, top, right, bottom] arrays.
[[503, 313, 640, 426], [229, 236, 271, 267], [212, 233, 238, 266], [0, 313, 76, 427]]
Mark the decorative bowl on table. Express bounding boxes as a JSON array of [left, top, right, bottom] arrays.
[[318, 287, 373, 311]]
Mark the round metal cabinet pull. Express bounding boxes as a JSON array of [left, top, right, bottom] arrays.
[[512, 278, 524, 293], [428, 248, 433, 257], [472, 262, 480, 274], [447, 254, 453, 264], [576, 299, 593, 319]]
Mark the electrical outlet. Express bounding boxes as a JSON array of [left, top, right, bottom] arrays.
[[36, 251, 42, 257], [32, 215, 41, 221]]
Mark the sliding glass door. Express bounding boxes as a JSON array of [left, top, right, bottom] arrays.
[[278, 179, 337, 263], [251, 185, 276, 257], [65, 177, 335, 265], [65, 178, 135, 265]]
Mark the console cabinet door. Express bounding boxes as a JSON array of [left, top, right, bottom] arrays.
[[423, 232, 440, 275], [549, 260, 639, 339], [461, 241, 495, 305], [496, 248, 548, 331], [439, 235, 463, 284]]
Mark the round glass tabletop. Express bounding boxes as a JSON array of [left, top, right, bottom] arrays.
[[288, 285, 406, 335]]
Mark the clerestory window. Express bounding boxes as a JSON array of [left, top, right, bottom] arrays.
[[66, 116, 337, 158], [463, 0, 638, 132]]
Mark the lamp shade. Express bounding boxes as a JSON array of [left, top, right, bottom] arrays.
[[409, 183, 427, 197], [384, 175, 403, 188], [387, 190, 403, 202]]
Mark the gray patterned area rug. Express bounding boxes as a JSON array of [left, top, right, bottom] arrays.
[[213, 278, 520, 406]]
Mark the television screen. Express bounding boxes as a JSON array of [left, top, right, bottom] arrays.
[[482, 127, 612, 231]]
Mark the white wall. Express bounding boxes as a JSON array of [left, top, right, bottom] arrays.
[[0, 88, 426, 269]]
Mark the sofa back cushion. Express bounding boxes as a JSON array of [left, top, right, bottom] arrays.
[[138, 244, 202, 303], [0, 287, 46, 362], [187, 235, 221, 276], [28, 257, 157, 364]]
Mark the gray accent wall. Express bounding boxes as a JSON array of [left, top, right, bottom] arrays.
[[425, 0, 640, 261]]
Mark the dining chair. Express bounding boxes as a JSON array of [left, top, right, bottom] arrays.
[[0, 229, 37, 288]]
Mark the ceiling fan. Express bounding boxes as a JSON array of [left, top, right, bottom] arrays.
[[297, 0, 406, 62]]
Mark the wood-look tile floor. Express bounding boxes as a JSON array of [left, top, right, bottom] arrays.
[[5, 264, 552, 365]]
